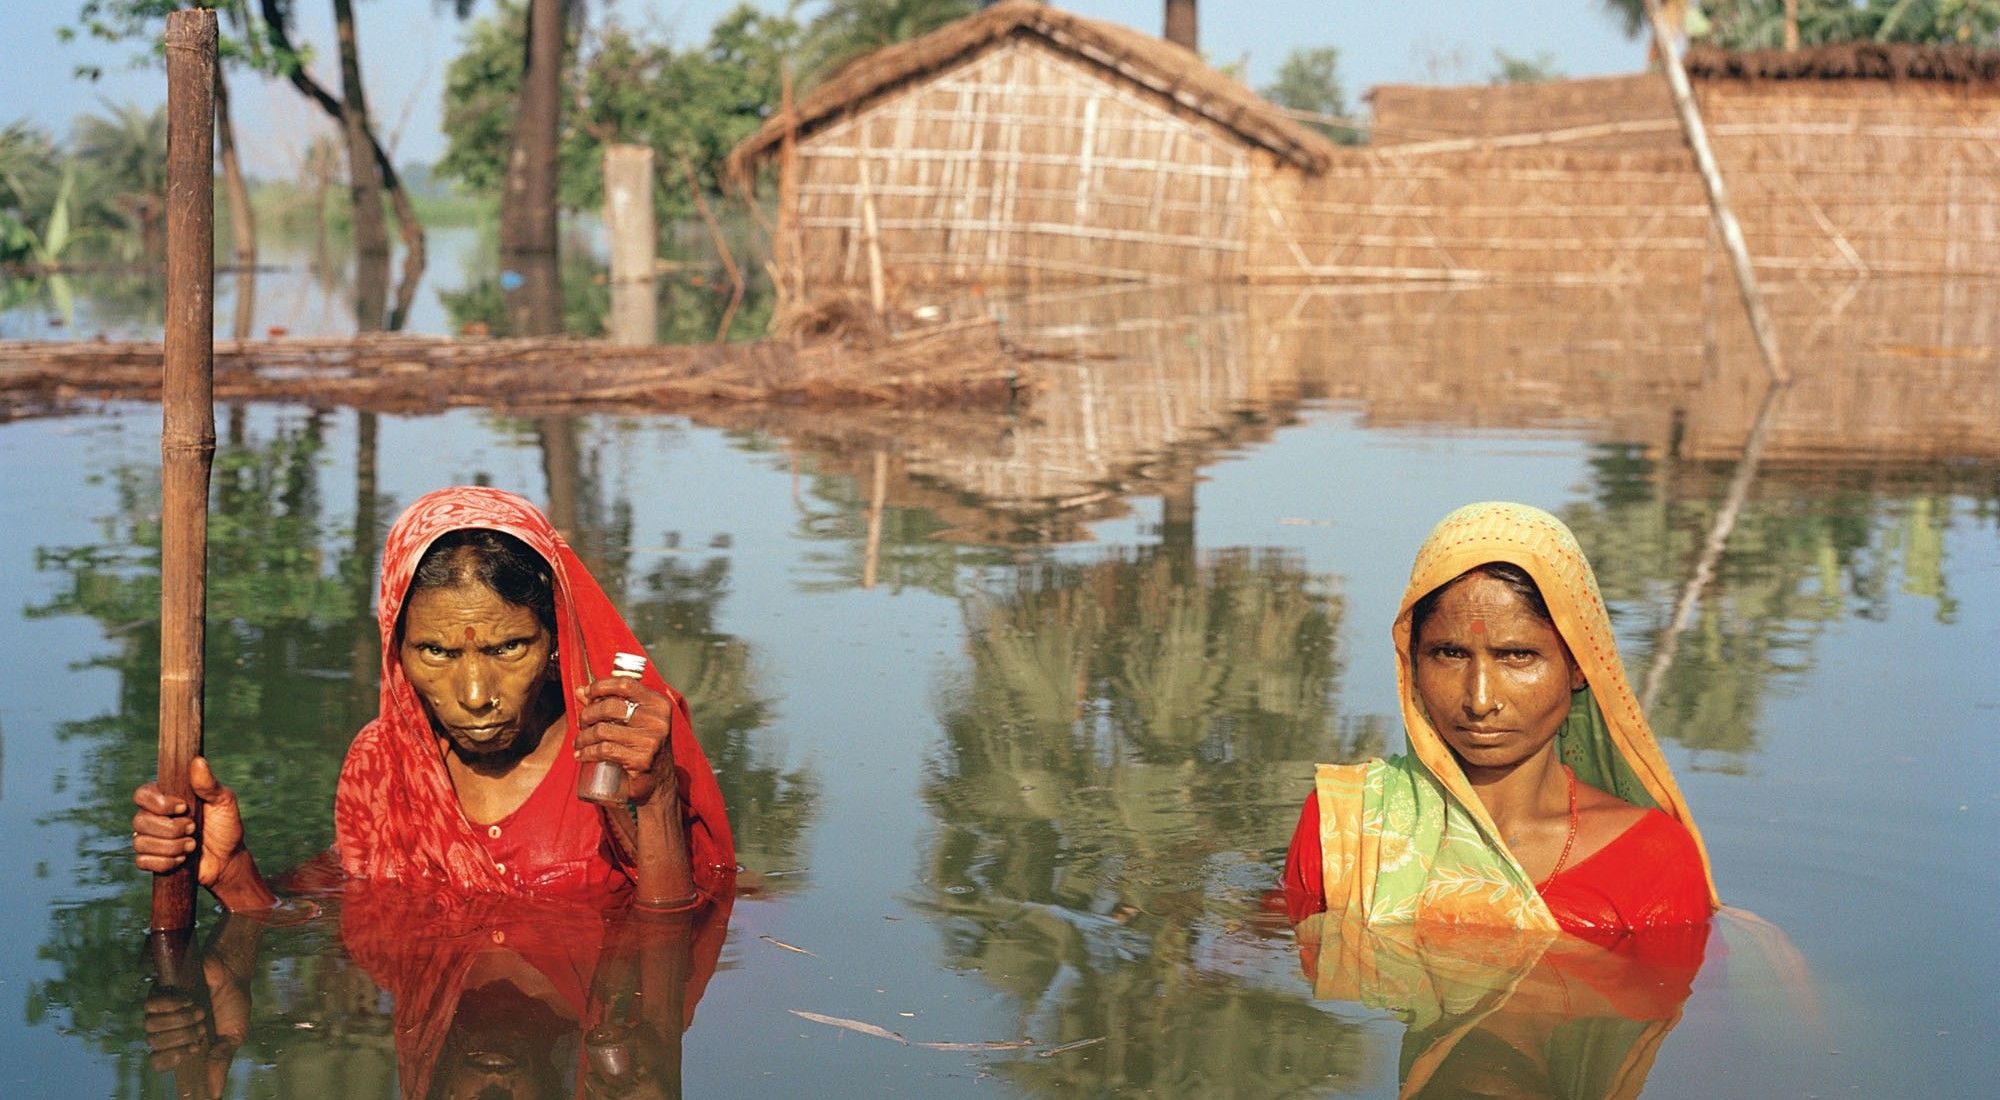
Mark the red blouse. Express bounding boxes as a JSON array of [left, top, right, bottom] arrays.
[[1279, 793, 1711, 937], [470, 743, 632, 907]]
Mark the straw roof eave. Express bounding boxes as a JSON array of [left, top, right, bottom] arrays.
[[725, 0, 1336, 186], [1683, 41, 2000, 83]]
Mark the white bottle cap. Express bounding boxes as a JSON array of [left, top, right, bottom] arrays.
[[611, 651, 648, 677]]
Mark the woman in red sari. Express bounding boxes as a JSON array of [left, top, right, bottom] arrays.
[[1280, 502, 1714, 942], [131, 485, 734, 912]]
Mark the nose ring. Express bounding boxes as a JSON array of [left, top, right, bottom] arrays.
[[622, 699, 639, 722]]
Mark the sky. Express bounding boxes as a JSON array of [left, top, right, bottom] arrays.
[[0, 1, 1648, 178]]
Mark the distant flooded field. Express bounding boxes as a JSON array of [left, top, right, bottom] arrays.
[[0, 277, 1994, 1097]]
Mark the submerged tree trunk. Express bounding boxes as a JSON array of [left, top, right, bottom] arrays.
[[500, 0, 563, 257], [1164, 0, 1196, 52], [214, 67, 256, 267], [259, 0, 426, 271], [330, 0, 388, 256]]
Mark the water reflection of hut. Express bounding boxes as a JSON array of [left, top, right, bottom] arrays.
[[696, 281, 1310, 542], [725, 1, 1335, 288]]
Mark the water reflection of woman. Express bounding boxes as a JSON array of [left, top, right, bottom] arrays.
[[131, 486, 734, 911], [1296, 917, 1708, 1100], [339, 884, 730, 1099], [1281, 502, 1715, 938]]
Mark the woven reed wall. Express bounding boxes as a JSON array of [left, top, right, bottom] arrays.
[[1702, 81, 2000, 278], [1252, 150, 1711, 284], [1341, 76, 2000, 282], [792, 38, 1270, 289], [1370, 75, 1673, 150]]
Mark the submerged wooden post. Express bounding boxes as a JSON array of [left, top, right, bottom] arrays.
[[1643, 0, 1789, 385], [862, 449, 888, 589], [681, 153, 744, 342], [856, 156, 887, 319], [603, 144, 658, 346], [154, 8, 217, 934], [776, 68, 804, 307]]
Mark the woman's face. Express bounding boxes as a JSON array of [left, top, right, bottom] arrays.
[[1412, 572, 1585, 776], [400, 582, 556, 761]]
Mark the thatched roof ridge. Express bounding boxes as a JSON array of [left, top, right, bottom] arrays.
[[1684, 42, 2000, 84], [726, 0, 1337, 182]]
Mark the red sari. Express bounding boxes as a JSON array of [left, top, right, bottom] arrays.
[[333, 486, 734, 906], [1281, 793, 1710, 941]]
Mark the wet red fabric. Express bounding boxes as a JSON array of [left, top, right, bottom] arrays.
[[1538, 809, 1711, 942], [1280, 794, 1708, 936], [339, 883, 731, 1099], [334, 486, 735, 904]]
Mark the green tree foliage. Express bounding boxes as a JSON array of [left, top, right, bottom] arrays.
[[71, 102, 168, 256], [1261, 46, 1362, 144], [1490, 48, 1565, 83], [439, 2, 798, 223], [1697, 0, 2000, 47], [0, 122, 66, 264], [798, 0, 975, 86], [1603, 0, 2000, 48]]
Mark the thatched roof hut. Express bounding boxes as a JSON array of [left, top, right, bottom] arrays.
[[727, 0, 1337, 288]]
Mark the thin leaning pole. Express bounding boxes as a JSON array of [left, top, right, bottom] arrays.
[[1642, 0, 1789, 385], [154, 8, 218, 934]]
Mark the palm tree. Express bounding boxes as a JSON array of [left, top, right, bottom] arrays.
[[1599, 0, 1689, 61], [800, 0, 975, 86], [73, 102, 168, 256]]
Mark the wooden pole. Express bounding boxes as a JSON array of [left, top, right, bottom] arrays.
[[1643, 0, 1789, 385], [776, 68, 804, 309], [155, 9, 217, 933], [862, 449, 887, 590], [680, 153, 745, 342], [856, 155, 888, 320]]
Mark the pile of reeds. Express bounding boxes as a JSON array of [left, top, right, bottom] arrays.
[[0, 314, 1033, 423]]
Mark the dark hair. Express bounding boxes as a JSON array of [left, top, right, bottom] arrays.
[[1408, 561, 1552, 647], [400, 528, 557, 639]]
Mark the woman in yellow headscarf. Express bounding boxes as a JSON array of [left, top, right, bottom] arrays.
[[1281, 502, 1717, 939]]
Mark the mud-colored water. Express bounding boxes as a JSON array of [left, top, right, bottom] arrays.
[[0, 276, 1994, 1097]]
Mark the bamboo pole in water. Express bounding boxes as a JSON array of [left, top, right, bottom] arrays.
[[1639, 384, 1783, 714], [681, 153, 745, 342], [1643, 0, 1789, 385], [153, 9, 217, 934]]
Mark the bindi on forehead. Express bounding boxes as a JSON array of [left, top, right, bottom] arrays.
[[1469, 619, 1486, 635], [464, 626, 477, 643]]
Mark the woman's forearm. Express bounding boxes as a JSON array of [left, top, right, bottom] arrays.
[[633, 778, 696, 911]]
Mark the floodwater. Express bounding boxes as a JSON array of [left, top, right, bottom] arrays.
[[0, 261, 1996, 1098]]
